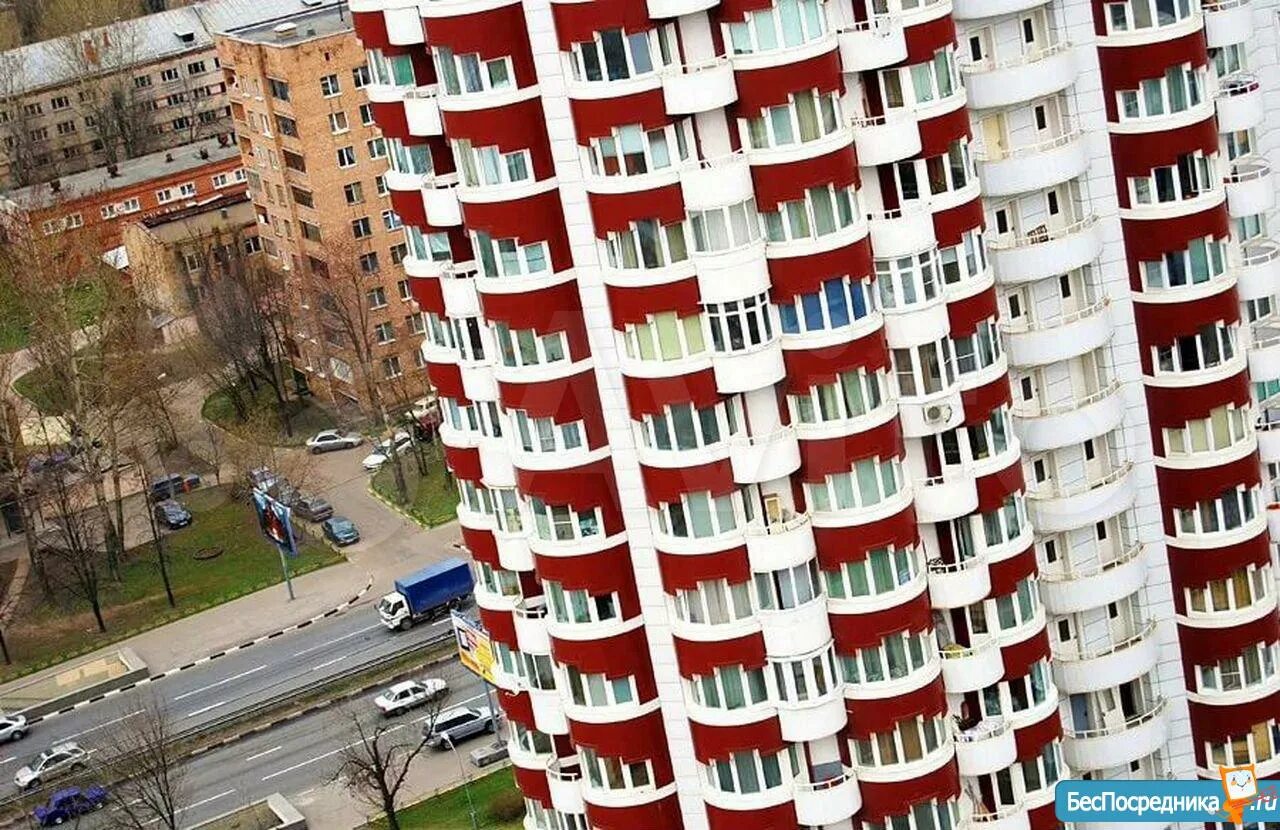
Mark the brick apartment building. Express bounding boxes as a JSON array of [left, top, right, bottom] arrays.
[[216, 4, 428, 411]]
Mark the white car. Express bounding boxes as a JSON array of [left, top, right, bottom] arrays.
[[373, 678, 448, 716], [361, 431, 412, 471], [0, 714, 27, 743], [15, 741, 87, 790], [306, 430, 364, 454]]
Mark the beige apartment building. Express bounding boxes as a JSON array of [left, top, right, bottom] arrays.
[[0, 0, 346, 188], [216, 4, 428, 412]]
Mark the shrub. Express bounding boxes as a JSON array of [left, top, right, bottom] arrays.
[[486, 788, 525, 822]]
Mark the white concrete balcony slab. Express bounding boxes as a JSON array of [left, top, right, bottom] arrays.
[[661, 56, 737, 115], [546, 760, 585, 816], [851, 112, 922, 166], [495, 529, 534, 573], [402, 253, 447, 280], [1226, 157, 1275, 218], [713, 340, 786, 393], [868, 206, 935, 257], [1026, 462, 1135, 533], [1040, 543, 1146, 615], [529, 687, 568, 736], [423, 175, 463, 226], [1236, 238, 1280, 301], [939, 635, 1004, 694], [383, 5, 424, 44], [1258, 419, 1280, 464], [1003, 299, 1112, 368], [744, 513, 817, 573], [927, 552, 991, 609], [648, 0, 717, 15], [680, 152, 754, 213], [692, 240, 771, 304], [1216, 74, 1264, 133], [1053, 620, 1159, 694], [915, 471, 979, 523], [837, 18, 907, 71], [1013, 381, 1125, 453], [440, 273, 480, 318], [365, 81, 410, 105], [513, 602, 551, 655], [898, 388, 964, 438], [458, 361, 498, 402], [961, 42, 1077, 110], [990, 214, 1102, 285], [978, 129, 1088, 198], [404, 87, 443, 136], [778, 688, 847, 743], [1063, 698, 1168, 772], [954, 718, 1017, 777], [758, 596, 832, 658], [1249, 328, 1280, 380], [794, 768, 861, 827], [954, 0, 1047, 18], [729, 427, 801, 484], [1204, 0, 1252, 47], [883, 299, 950, 349], [972, 804, 1031, 830], [479, 439, 516, 488]]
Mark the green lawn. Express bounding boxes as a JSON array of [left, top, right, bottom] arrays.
[[13, 342, 203, 414], [2, 485, 345, 681], [0, 279, 104, 353], [202, 382, 336, 447], [371, 447, 458, 527], [369, 767, 523, 829]]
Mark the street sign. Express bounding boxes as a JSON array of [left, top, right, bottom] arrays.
[[252, 489, 297, 557], [451, 612, 495, 685]]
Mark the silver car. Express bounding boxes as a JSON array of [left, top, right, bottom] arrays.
[[0, 714, 28, 743], [15, 742, 87, 789], [423, 707, 495, 749]]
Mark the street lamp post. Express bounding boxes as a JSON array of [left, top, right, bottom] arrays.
[[445, 738, 480, 830]]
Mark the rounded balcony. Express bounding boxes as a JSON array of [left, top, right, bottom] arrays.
[[744, 513, 818, 573], [960, 42, 1077, 110], [1226, 157, 1275, 219], [1062, 698, 1169, 772], [898, 388, 964, 438], [927, 552, 992, 609], [953, 0, 1047, 18], [778, 684, 847, 743], [495, 528, 534, 573], [972, 803, 1031, 830], [513, 601, 551, 655], [794, 768, 861, 827], [529, 686, 569, 738], [404, 87, 443, 136], [939, 634, 1004, 694], [1026, 462, 1135, 533], [851, 112, 922, 166], [423, 174, 463, 226], [693, 240, 771, 304], [1237, 238, 1280, 300], [1013, 381, 1126, 453], [759, 597, 833, 658], [479, 438, 516, 488], [729, 427, 801, 484], [712, 340, 787, 394], [837, 18, 907, 71], [978, 129, 1088, 198], [1258, 417, 1280, 464], [990, 215, 1102, 285], [1216, 74, 1264, 133], [954, 718, 1017, 777], [648, 0, 718, 15], [1002, 299, 1113, 368], [1052, 620, 1159, 694], [680, 152, 754, 213], [1039, 543, 1146, 615], [868, 207, 935, 258], [661, 56, 737, 115], [1249, 327, 1280, 380], [439, 271, 480, 318], [402, 253, 448, 280], [882, 296, 950, 349], [546, 759, 585, 816], [1204, 0, 1252, 47], [915, 471, 979, 523]]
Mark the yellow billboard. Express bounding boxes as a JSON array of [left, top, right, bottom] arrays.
[[451, 612, 495, 684]]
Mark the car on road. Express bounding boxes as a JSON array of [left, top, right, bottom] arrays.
[[293, 496, 334, 523], [15, 742, 88, 790], [322, 516, 360, 546], [305, 430, 364, 454], [423, 707, 496, 749], [33, 785, 108, 826], [153, 499, 192, 530], [147, 473, 200, 503], [373, 678, 448, 716], [0, 714, 27, 743], [361, 431, 412, 471]]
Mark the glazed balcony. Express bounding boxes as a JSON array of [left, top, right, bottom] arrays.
[[661, 56, 737, 115], [868, 206, 936, 259], [1039, 542, 1146, 615], [1225, 157, 1275, 219], [1204, 0, 1252, 47], [1062, 698, 1169, 772], [729, 426, 802, 484], [759, 595, 833, 658], [1026, 461, 1135, 533], [927, 552, 992, 609], [680, 152, 755, 213], [1216, 73, 1264, 133], [778, 682, 847, 743], [836, 17, 907, 71], [851, 112, 922, 166], [977, 128, 1088, 198], [954, 717, 1017, 777], [960, 42, 1077, 110], [990, 214, 1102, 285], [513, 600, 551, 655], [794, 768, 861, 827], [939, 634, 1004, 693], [915, 470, 979, 523], [1052, 619, 1159, 694], [1236, 238, 1280, 301], [882, 294, 949, 349], [1002, 298, 1113, 368]]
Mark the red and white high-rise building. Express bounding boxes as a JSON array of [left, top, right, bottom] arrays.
[[347, 0, 1280, 826]]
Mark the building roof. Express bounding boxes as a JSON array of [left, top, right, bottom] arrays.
[[2, 135, 240, 209], [0, 0, 346, 98], [222, 3, 355, 44], [139, 190, 251, 229]]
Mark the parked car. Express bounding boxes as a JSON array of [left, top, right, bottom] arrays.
[[246, 467, 278, 492], [423, 707, 495, 749], [0, 714, 28, 743], [147, 473, 200, 503], [153, 500, 192, 530], [322, 517, 360, 546], [15, 742, 88, 790], [293, 496, 334, 523], [361, 431, 412, 471], [305, 430, 364, 454], [33, 785, 108, 826], [373, 678, 448, 716]]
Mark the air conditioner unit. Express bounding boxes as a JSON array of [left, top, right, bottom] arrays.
[[924, 404, 952, 425]]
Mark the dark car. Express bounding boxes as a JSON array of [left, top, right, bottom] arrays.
[[153, 500, 191, 530], [322, 516, 360, 546], [294, 496, 334, 523], [33, 785, 108, 826], [148, 473, 200, 503]]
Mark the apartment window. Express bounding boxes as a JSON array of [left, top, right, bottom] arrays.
[[320, 74, 341, 97], [381, 209, 401, 231], [49, 95, 69, 111], [344, 182, 364, 205], [1152, 323, 1236, 375], [367, 137, 386, 160], [407, 227, 453, 263], [655, 490, 739, 539], [754, 560, 822, 611], [512, 410, 583, 454], [745, 90, 842, 150], [22, 102, 41, 116], [568, 28, 670, 84], [727, 0, 827, 54], [359, 252, 380, 273], [1141, 233, 1228, 290], [160, 67, 180, 83], [405, 312, 425, 335], [178, 182, 196, 198], [381, 356, 402, 379], [705, 293, 774, 353], [1117, 63, 1203, 120], [352, 65, 371, 89], [350, 217, 373, 239], [268, 78, 291, 101], [762, 184, 859, 243], [374, 322, 395, 344], [1187, 565, 1271, 618], [852, 715, 948, 769], [1205, 720, 1280, 768], [454, 140, 531, 188], [689, 199, 761, 253], [375, 176, 388, 196], [1105, 0, 1193, 33], [861, 801, 964, 830], [893, 339, 957, 397], [435, 46, 516, 97], [877, 250, 939, 309], [493, 324, 568, 368], [1172, 486, 1259, 538], [1130, 152, 1215, 206], [367, 49, 416, 87], [588, 122, 689, 177], [953, 320, 1003, 376], [840, 629, 935, 686], [789, 369, 887, 425], [397, 279, 412, 301], [359, 103, 374, 125], [300, 222, 322, 242], [100, 204, 116, 220], [473, 231, 549, 278], [529, 498, 601, 542], [622, 312, 706, 362], [673, 578, 753, 626], [390, 243, 407, 265], [546, 581, 619, 627], [55, 121, 75, 136], [367, 287, 388, 309], [156, 188, 175, 204], [637, 400, 735, 452], [564, 667, 636, 708], [275, 115, 298, 137], [63, 213, 82, 230], [171, 116, 191, 131], [283, 150, 306, 172], [602, 218, 689, 270], [389, 138, 432, 176], [328, 111, 349, 134], [806, 457, 903, 513], [290, 187, 314, 208], [1197, 642, 1279, 695], [1163, 404, 1249, 458], [119, 197, 140, 214], [879, 47, 957, 109], [688, 664, 770, 712], [336, 146, 356, 168], [28, 127, 47, 141], [187, 60, 206, 75], [581, 748, 653, 794], [134, 74, 152, 88]]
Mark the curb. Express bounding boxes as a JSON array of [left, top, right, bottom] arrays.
[[24, 574, 376, 727], [366, 482, 428, 529]]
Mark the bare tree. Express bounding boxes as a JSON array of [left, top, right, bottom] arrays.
[[105, 695, 187, 830], [33, 442, 108, 632], [331, 702, 446, 830], [125, 444, 173, 608], [0, 52, 51, 188]]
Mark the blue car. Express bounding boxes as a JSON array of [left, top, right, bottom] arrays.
[[34, 785, 108, 826], [322, 516, 360, 546]]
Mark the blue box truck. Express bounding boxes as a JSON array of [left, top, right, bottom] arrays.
[[377, 558, 474, 631]]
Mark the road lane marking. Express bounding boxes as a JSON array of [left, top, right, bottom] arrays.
[[0, 757, 15, 766], [291, 623, 382, 657], [183, 700, 229, 719], [261, 727, 407, 782], [245, 745, 282, 762], [62, 709, 143, 739], [172, 665, 267, 701], [142, 789, 235, 823], [311, 654, 353, 671]]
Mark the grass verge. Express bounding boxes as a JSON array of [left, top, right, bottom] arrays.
[[370, 451, 458, 528], [0, 278, 103, 353], [202, 382, 336, 447], [367, 766, 523, 829]]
